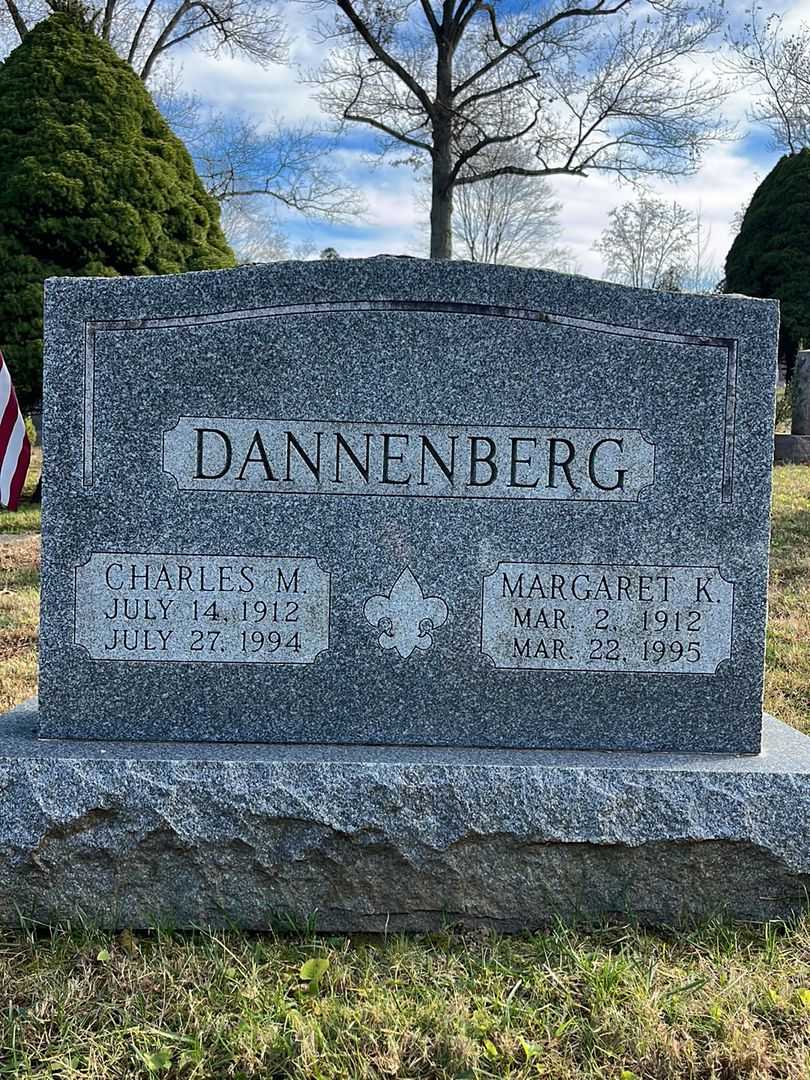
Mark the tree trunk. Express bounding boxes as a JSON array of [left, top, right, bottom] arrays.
[[430, 137, 453, 260], [3, 0, 28, 41], [430, 39, 454, 260], [101, 0, 117, 41]]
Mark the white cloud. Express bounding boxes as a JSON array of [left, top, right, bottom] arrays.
[[551, 139, 771, 280], [174, 2, 330, 123], [176, 51, 324, 123], [169, 0, 787, 279]]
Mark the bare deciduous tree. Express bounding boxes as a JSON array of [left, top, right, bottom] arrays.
[[218, 197, 317, 262], [681, 205, 721, 293], [163, 91, 364, 221], [451, 144, 571, 267], [595, 195, 694, 289], [219, 198, 293, 262], [309, 0, 727, 259], [2, 0, 286, 81], [726, 9, 810, 155]]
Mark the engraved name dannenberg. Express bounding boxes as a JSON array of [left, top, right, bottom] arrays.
[[482, 562, 734, 675], [73, 553, 330, 664], [163, 418, 656, 502]]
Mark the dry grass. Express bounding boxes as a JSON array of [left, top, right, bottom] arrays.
[[0, 448, 41, 709], [0, 920, 809, 1078], [765, 466, 810, 734], [0, 532, 39, 711]]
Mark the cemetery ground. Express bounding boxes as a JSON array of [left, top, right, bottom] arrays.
[[0, 454, 806, 1078]]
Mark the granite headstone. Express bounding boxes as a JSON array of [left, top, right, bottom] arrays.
[[39, 258, 778, 751], [792, 351, 810, 436]]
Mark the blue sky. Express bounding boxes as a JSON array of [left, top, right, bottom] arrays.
[[8, 0, 799, 278], [170, 0, 807, 278]]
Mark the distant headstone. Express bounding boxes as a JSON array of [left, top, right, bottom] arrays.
[[40, 259, 777, 752], [792, 350, 810, 436]]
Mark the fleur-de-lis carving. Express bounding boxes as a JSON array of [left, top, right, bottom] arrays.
[[364, 568, 449, 659]]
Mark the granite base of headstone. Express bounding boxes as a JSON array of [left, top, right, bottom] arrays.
[[773, 434, 810, 464], [3, 699, 810, 928], [775, 350, 810, 463], [792, 350, 810, 436], [3, 257, 807, 928]]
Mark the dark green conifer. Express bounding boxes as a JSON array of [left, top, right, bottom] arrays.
[[725, 149, 810, 375], [0, 11, 235, 403]]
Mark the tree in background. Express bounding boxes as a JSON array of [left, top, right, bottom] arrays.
[[595, 197, 693, 290], [453, 144, 573, 268], [725, 149, 810, 378], [683, 207, 721, 293], [596, 197, 721, 292], [1, 0, 284, 82], [218, 198, 316, 262], [726, 10, 810, 154], [0, 11, 235, 404], [311, 0, 727, 259], [1, 1, 362, 248], [162, 92, 364, 234]]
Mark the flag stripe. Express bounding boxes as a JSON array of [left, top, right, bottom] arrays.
[[0, 361, 11, 417], [0, 416, 25, 506], [7, 434, 30, 511], [0, 384, 19, 456], [0, 352, 31, 511]]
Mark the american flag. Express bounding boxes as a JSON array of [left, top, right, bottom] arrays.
[[0, 352, 31, 511]]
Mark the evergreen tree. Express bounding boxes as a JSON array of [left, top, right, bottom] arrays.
[[0, 11, 235, 404], [725, 150, 810, 377]]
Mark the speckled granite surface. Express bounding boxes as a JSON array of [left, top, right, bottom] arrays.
[[4, 700, 809, 928], [39, 258, 778, 750]]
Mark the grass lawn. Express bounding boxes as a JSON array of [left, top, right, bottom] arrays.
[[0, 458, 807, 1078]]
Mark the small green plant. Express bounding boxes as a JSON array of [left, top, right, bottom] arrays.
[[298, 956, 330, 994], [23, 414, 36, 447], [140, 1047, 172, 1073]]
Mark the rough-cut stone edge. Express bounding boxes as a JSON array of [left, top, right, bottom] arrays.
[[774, 434, 810, 464], [2, 700, 809, 929]]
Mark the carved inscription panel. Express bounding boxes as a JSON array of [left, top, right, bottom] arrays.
[[163, 417, 655, 502], [74, 553, 330, 664], [481, 562, 734, 674]]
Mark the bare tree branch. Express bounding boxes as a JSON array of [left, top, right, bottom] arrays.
[[450, 111, 539, 183], [454, 0, 633, 99], [100, 0, 115, 41], [3, 0, 28, 40], [333, 0, 435, 118], [345, 109, 433, 151], [2, 0, 287, 83], [725, 9, 810, 154], [166, 101, 365, 222], [127, 0, 158, 64], [139, 0, 192, 81], [311, 0, 728, 258]]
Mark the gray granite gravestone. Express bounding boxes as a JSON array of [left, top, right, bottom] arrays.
[[792, 351, 810, 435], [774, 350, 810, 463], [4, 258, 807, 930], [40, 258, 776, 752]]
